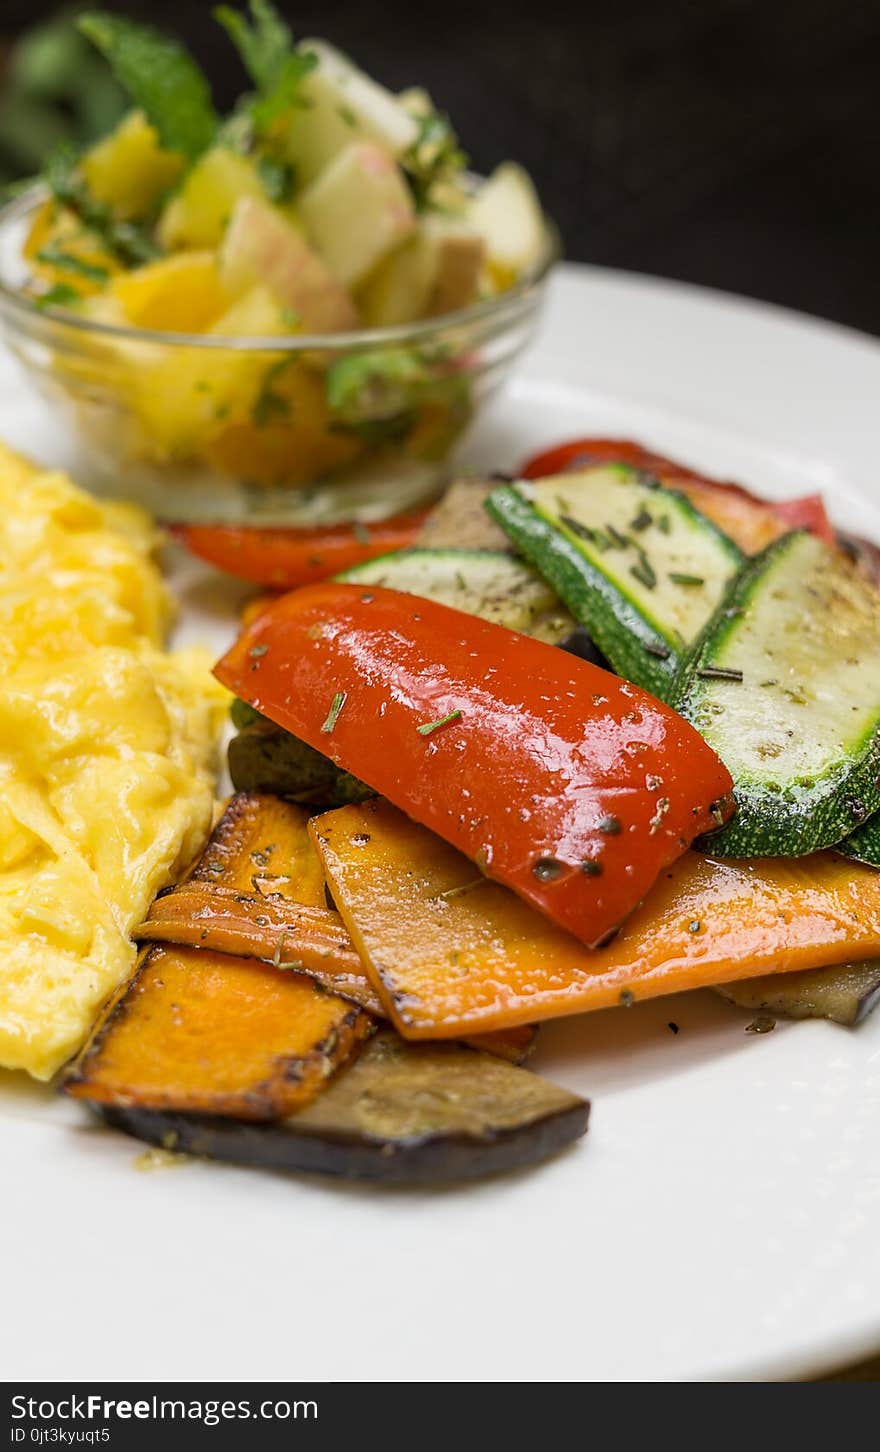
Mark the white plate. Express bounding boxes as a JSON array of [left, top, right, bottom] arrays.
[[3, 264, 880, 1384]]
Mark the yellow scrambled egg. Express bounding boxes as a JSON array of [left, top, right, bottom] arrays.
[[0, 444, 226, 1078]]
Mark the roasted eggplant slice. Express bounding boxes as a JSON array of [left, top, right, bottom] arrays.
[[99, 1030, 587, 1184], [715, 961, 880, 1027], [415, 476, 514, 553], [228, 723, 373, 806], [65, 945, 373, 1119]]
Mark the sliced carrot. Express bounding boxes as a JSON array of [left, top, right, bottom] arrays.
[[310, 799, 880, 1039], [65, 944, 373, 1120]]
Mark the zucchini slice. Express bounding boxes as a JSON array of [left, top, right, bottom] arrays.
[[680, 530, 880, 857], [487, 466, 743, 698], [715, 960, 880, 1026], [338, 546, 578, 645], [839, 813, 880, 868], [228, 720, 373, 806], [98, 1030, 589, 1185]]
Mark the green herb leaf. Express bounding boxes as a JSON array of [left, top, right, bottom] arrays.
[[417, 709, 462, 736], [77, 12, 218, 159], [402, 108, 467, 211], [44, 147, 160, 266], [256, 153, 295, 203], [33, 283, 82, 310], [668, 571, 705, 587], [35, 246, 109, 284], [215, 1, 317, 130], [321, 690, 347, 734], [252, 357, 292, 426]]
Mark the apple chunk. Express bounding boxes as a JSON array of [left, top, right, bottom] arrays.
[[283, 40, 419, 185], [220, 196, 360, 334], [468, 162, 548, 288], [299, 142, 416, 289], [359, 215, 485, 326]]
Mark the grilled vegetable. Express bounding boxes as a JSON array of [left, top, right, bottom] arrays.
[[414, 475, 513, 553], [715, 961, 880, 1026], [487, 466, 743, 699], [228, 720, 372, 805], [309, 799, 880, 1038], [839, 814, 880, 868], [520, 437, 836, 554], [140, 881, 382, 1013], [215, 583, 734, 947], [171, 508, 431, 588], [65, 944, 373, 1119], [139, 790, 536, 1062], [338, 547, 578, 645], [680, 530, 880, 856], [99, 1029, 587, 1184]]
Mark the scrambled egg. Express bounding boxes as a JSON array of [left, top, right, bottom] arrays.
[[0, 445, 226, 1078]]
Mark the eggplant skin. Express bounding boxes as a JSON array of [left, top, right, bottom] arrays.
[[715, 960, 880, 1027], [99, 1099, 588, 1184], [97, 1032, 589, 1185]]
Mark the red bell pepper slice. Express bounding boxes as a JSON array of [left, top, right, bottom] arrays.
[[215, 584, 735, 948], [520, 436, 835, 550], [171, 507, 431, 589]]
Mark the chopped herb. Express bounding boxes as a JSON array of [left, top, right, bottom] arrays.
[[257, 154, 295, 203], [270, 931, 303, 972], [336, 103, 357, 127], [248, 643, 268, 658], [688, 919, 702, 934], [435, 879, 483, 901], [630, 509, 653, 532], [321, 690, 347, 734], [417, 709, 462, 736], [35, 247, 109, 284], [215, 1, 318, 131], [352, 521, 371, 545], [648, 797, 671, 834], [759, 678, 778, 688], [598, 814, 622, 835], [667, 1021, 680, 1035], [44, 149, 160, 267], [657, 515, 671, 534], [280, 307, 301, 329], [630, 557, 657, 590], [252, 358, 292, 427], [668, 572, 705, 587], [619, 989, 634, 1007], [402, 107, 468, 211], [580, 859, 603, 877], [697, 666, 744, 682], [746, 1014, 776, 1035], [605, 522, 630, 549], [561, 514, 607, 550], [454, 570, 467, 591], [532, 856, 563, 882], [644, 640, 671, 660], [34, 284, 82, 311]]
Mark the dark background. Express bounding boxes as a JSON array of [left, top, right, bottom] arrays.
[[2, 0, 879, 333]]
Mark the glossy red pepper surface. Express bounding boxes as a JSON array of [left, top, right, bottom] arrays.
[[215, 584, 735, 947]]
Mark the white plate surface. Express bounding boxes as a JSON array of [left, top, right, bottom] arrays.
[[3, 264, 880, 1383]]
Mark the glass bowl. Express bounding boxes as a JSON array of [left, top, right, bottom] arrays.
[[0, 186, 559, 525]]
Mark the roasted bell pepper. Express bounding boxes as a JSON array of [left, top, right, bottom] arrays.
[[520, 437, 835, 553], [171, 507, 431, 588], [215, 583, 734, 946]]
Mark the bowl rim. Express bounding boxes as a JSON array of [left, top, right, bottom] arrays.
[[0, 182, 562, 353]]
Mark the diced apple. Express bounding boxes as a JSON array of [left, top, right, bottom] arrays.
[[358, 215, 484, 326], [219, 195, 360, 334], [299, 142, 416, 289], [82, 110, 184, 221], [467, 162, 548, 288], [282, 40, 419, 185], [157, 148, 266, 251]]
